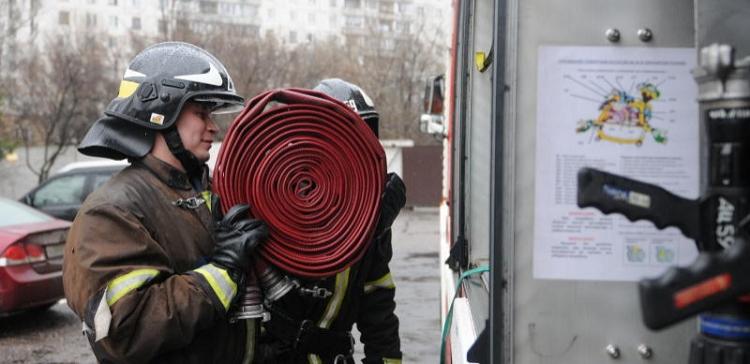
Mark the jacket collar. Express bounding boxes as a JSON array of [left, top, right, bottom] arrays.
[[137, 154, 198, 191]]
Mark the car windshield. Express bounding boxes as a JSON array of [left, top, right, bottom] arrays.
[[0, 198, 52, 227]]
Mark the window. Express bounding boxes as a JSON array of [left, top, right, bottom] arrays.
[[345, 15, 363, 28], [329, 0, 336, 6], [241, 4, 258, 17], [86, 13, 97, 27], [108, 0, 118, 5], [132, 17, 141, 30], [91, 174, 113, 192], [344, 0, 360, 9], [308, 13, 315, 23], [111, 15, 119, 28], [366, 0, 376, 9], [290, 11, 296, 20], [378, 19, 392, 32], [396, 21, 410, 33], [240, 25, 260, 37], [307, 33, 313, 42], [382, 38, 394, 51], [58, 11, 70, 25], [0, 200, 51, 227], [329, 14, 337, 25], [32, 175, 87, 207], [200, 1, 218, 14], [289, 31, 297, 43]]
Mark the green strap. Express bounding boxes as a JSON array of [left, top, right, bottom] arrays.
[[440, 265, 490, 364]]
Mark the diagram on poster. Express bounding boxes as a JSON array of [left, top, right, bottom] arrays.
[[534, 46, 699, 281], [573, 80, 666, 146]]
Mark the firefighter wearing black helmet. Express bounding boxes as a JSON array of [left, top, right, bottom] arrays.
[[63, 42, 268, 363], [251, 78, 405, 363]]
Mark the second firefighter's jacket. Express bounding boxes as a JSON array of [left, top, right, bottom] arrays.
[[254, 229, 402, 364], [63, 156, 250, 363]]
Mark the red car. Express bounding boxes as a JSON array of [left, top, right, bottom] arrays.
[[0, 197, 70, 315]]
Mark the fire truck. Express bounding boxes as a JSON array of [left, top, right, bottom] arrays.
[[420, 0, 750, 363]]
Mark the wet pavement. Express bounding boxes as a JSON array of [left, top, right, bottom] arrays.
[[0, 301, 94, 363], [0, 209, 441, 363]]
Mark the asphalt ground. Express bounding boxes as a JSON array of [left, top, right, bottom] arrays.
[[0, 209, 441, 363]]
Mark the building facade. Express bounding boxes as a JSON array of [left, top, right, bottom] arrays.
[[1, 0, 448, 49]]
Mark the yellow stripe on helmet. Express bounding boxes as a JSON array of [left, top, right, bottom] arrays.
[[118, 80, 140, 98]]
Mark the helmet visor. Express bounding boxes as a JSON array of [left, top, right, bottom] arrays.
[[192, 94, 245, 115]]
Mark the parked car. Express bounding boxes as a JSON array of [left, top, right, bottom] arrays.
[[0, 197, 71, 315], [20, 161, 128, 221]]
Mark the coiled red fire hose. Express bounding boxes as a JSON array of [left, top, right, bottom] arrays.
[[213, 88, 385, 278]]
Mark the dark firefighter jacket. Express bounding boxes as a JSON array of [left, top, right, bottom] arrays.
[[63, 155, 249, 363], [254, 229, 402, 364]]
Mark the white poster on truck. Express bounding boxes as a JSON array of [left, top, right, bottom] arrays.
[[533, 45, 699, 281]]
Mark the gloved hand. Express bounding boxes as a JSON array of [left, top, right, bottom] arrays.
[[211, 204, 268, 285], [374, 173, 406, 238]]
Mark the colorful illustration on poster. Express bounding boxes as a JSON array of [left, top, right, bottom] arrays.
[[574, 82, 667, 146]]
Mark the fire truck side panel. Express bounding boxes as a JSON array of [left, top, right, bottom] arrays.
[[510, 0, 695, 363]]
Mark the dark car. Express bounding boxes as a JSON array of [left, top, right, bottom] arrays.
[[20, 161, 127, 221], [0, 197, 70, 315]]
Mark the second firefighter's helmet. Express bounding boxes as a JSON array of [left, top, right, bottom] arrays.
[[314, 78, 379, 137], [79, 42, 244, 160]]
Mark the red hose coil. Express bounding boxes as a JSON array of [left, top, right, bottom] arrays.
[[213, 88, 385, 278]]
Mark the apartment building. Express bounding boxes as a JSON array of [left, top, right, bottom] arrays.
[[0, 0, 448, 76], [2, 0, 447, 44]]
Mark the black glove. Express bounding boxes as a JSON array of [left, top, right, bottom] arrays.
[[211, 204, 268, 284], [375, 173, 406, 238]]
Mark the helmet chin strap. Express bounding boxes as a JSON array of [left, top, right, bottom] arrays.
[[163, 127, 205, 184]]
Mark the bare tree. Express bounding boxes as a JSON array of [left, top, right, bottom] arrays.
[[210, 24, 446, 145], [0, 0, 42, 158], [8, 32, 117, 183], [326, 19, 448, 144], [118, 13, 445, 145]]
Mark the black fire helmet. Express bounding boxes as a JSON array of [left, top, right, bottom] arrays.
[[78, 42, 245, 173], [314, 78, 379, 137]]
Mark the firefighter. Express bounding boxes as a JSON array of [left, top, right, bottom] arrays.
[[63, 42, 268, 363], [252, 78, 405, 363]]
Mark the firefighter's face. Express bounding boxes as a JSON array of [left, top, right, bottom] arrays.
[[176, 102, 218, 162]]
